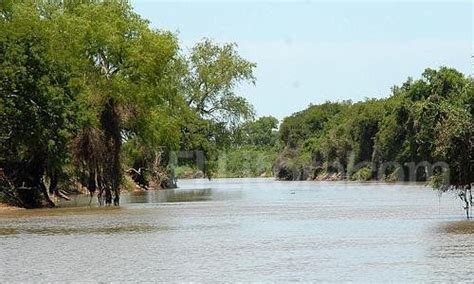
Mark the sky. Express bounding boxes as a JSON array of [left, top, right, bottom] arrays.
[[131, 1, 473, 120]]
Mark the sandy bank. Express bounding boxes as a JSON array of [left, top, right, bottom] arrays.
[[0, 203, 23, 212]]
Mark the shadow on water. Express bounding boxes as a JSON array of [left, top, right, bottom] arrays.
[[0, 224, 163, 236], [0, 188, 215, 236], [439, 221, 474, 234], [0, 188, 214, 221], [0, 206, 123, 218], [429, 221, 474, 263], [126, 188, 213, 203], [36, 188, 215, 208]]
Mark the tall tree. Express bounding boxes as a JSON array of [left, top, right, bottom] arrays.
[[1, 0, 183, 207], [183, 39, 256, 126], [0, 2, 80, 207], [177, 39, 257, 178], [60, 1, 181, 204]]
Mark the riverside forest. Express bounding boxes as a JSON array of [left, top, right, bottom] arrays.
[[0, 1, 473, 209], [2, 1, 474, 283]]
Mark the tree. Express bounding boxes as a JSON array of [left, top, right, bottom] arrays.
[[176, 39, 258, 178], [0, 2, 80, 207], [0, 0, 184, 207], [234, 116, 279, 147], [61, 1, 182, 204], [279, 102, 346, 148], [276, 67, 473, 197], [183, 39, 256, 126], [0, 1, 261, 208]]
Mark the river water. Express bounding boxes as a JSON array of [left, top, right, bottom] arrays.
[[1, 178, 473, 282]]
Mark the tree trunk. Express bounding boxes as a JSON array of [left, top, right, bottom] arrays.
[[101, 98, 122, 206], [39, 180, 55, 208]]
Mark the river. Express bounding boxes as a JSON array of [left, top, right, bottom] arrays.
[[0, 178, 473, 282]]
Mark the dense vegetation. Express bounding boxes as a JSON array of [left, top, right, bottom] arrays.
[[216, 116, 279, 177], [276, 68, 473, 194], [175, 116, 279, 178], [0, 0, 256, 208], [0, 1, 471, 210]]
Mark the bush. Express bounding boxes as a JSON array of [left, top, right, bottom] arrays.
[[350, 166, 373, 181]]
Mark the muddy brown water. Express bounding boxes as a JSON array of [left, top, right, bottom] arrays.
[[1, 178, 473, 282]]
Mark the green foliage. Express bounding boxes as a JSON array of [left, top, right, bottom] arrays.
[[277, 67, 473, 187], [183, 39, 256, 126], [280, 102, 346, 148], [234, 116, 279, 147], [0, 0, 257, 207], [176, 40, 258, 178], [208, 116, 280, 178], [216, 146, 277, 178], [1, 1, 471, 210], [350, 166, 373, 181], [0, 3, 81, 207], [174, 165, 198, 179]]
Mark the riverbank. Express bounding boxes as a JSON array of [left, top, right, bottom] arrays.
[[0, 203, 23, 212], [175, 170, 392, 182]]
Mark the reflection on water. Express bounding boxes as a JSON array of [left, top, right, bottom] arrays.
[[0, 178, 473, 282], [0, 206, 123, 218], [0, 224, 159, 236], [428, 221, 474, 282], [430, 221, 474, 259], [56, 187, 216, 208], [440, 221, 474, 234], [127, 188, 213, 203]]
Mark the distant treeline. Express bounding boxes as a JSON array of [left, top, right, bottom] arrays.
[[274, 67, 473, 190], [185, 66, 473, 190]]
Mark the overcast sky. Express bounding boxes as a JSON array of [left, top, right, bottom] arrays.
[[131, 1, 473, 120]]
